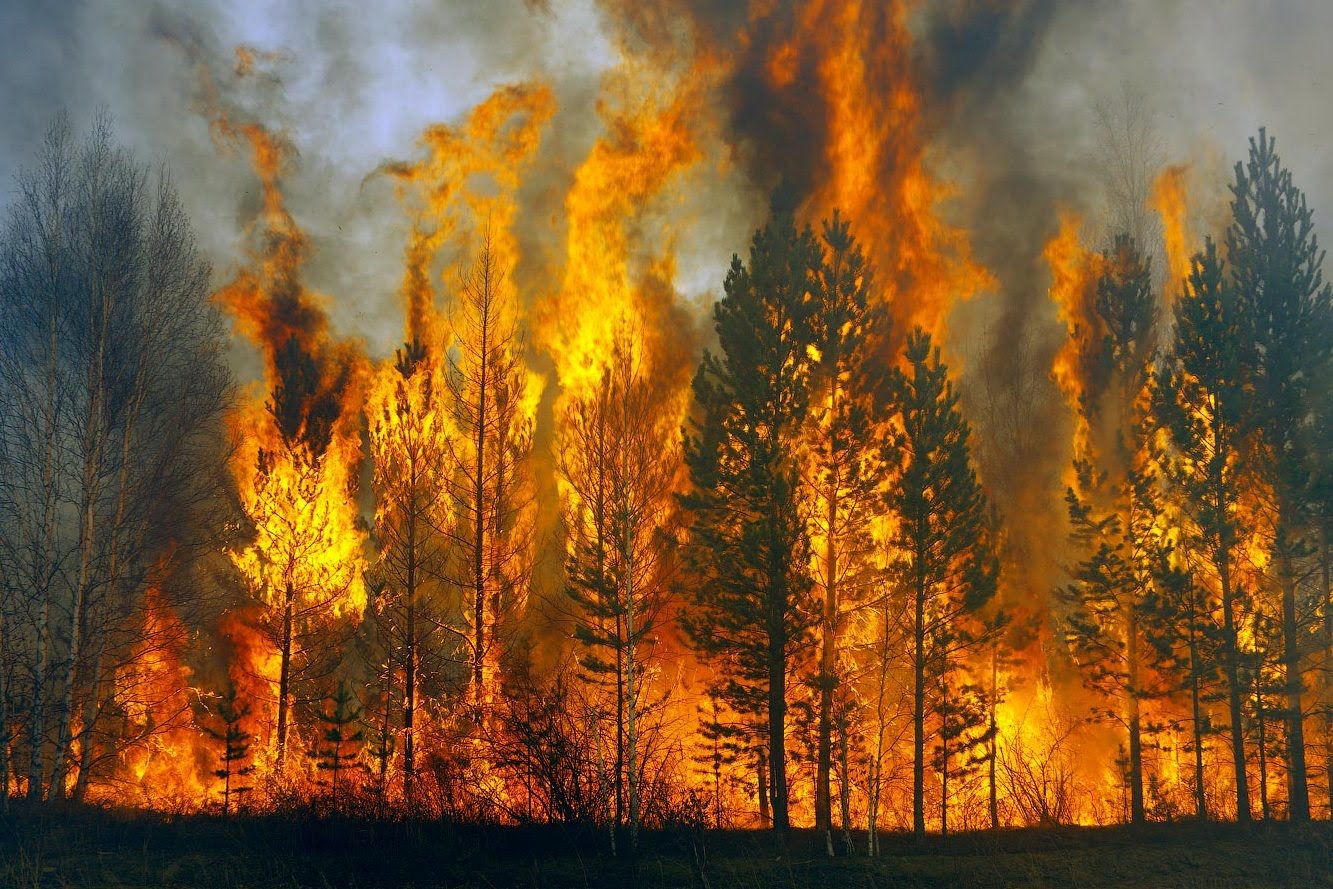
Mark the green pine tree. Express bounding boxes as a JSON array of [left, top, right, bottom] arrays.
[[204, 683, 255, 815], [1227, 128, 1333, 821], [308, 679, 366, 812], [681, 213, 820, 838], [887, 328, 998, 841]]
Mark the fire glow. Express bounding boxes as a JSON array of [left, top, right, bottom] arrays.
[[2, 0, 1331, 845]]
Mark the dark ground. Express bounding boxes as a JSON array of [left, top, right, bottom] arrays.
[[1, 804, 1330, 889]]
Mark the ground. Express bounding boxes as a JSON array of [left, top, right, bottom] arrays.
[[1, 805, 1330, 889]]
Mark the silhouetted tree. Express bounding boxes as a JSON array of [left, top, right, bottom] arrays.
[[887, 328, 998, 840], [1227, 128, 1333, 822], [681, 215, 820, 838]]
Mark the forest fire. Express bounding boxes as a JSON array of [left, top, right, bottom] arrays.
[[1, 5, 1332, 881]]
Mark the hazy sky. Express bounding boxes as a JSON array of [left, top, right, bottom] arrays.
[[2, 0, 1331, 361]]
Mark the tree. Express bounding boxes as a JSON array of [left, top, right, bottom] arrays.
[[1227, 128, 1333, 822], [0, 114, 231, 802], [681, 214, 820, 838], [308, 679, 366, 812], [800, 212, 889, 854], [1059, 235, 1160, 825], [440, 229, 536, 731], [886, 328, 998, 840], [367, 338, 449, 804], [205, 683, 255, 815], [233, 335, 364, 774], [1154, 238, 1255, 821], [556, 321, 682, 851]]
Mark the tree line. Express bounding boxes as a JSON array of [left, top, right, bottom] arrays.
[[0, 118, 1330, 849]]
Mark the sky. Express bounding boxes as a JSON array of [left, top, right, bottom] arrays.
[[1, 0, 1332, 364]]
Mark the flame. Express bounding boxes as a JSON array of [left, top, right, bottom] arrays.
[[763, 0, 994, 335], [540, 62, 700, 397], [1150, 164, 1195, 302], [382, 82, 555, 344], [1044, 213, 1105, 456], [88, 588, 210, 811]]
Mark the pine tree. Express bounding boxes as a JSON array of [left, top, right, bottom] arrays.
[[556, 322, 681, 850], [1227, 128, 1333, 821], [308, 679, 366, 812], [205, 683, 255, 815], [1153, 238, 1255, 821], [801, 212, 890, 853], [887, 328, 998, 841], [681, 214, 820, 838], [442, 230, 536, 731], [367, 338, 448, 805], [1059, 235, 1160, 825]]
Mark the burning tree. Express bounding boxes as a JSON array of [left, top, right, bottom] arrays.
[[440, 230, 537, 734], [799, 212, 889, 854], [1227, 129, 1333, 822], [366, 339, 450, 804], [212, 110, 368, 777], [0, 115, 230, 803], [1054, 229, 1163, 825], [681, 215, 820, 838], [1154, 238, 1257, 821], [885, 328, 998, 840], [556, 321, 684, 850]]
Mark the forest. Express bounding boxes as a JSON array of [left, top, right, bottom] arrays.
[[0, 4, 1331, 884]]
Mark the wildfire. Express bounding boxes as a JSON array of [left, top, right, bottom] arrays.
[[36, 1, 1323, 835], [1043, 213, 1104, 456], [1151, 164, 1196, 304]]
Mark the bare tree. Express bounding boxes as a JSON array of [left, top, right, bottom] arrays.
[[0, 114, 231, 801], [366, 340, 450, 805], [440, 229, 536, 731], [554, 320, 683, 851]]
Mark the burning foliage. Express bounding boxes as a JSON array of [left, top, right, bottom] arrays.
[[2, 0, 1332, 848]]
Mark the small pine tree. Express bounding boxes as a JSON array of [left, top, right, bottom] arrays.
[[205, 683, 255, 815], [309, 679, 366, 812]]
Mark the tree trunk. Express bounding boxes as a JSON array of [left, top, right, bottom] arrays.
[[1321, 528, 1331, 822], [403, 497, 417, 804], [1126, 603, 1144, 824], [757, 747, 770, 828], [276, 583, 294, 770], [1279, 549, 1310, 821], [940, 678, 950, 839], [1256, 677, 1271, 821], [838, 717, 854, 855], [989, 644, 1000, 829], [1218, 546, 1251, 822], [1187, 615, 1207, 820], [815, 401, 840, 852], [471, 305, 489, 718], [768, 572, 789, 837], [913, 557, 927, 841]]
